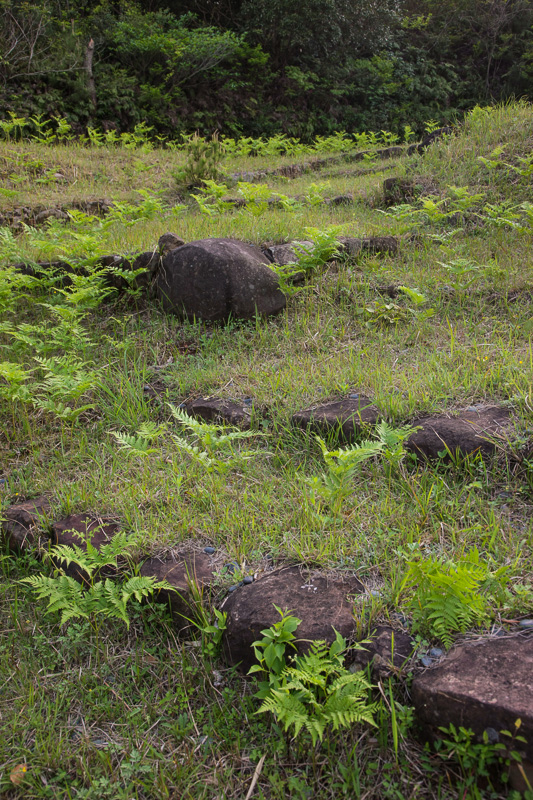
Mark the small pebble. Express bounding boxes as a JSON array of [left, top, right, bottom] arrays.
[[224, 562, 239, 574], [349, 393, 360, 399], [203, 546, 216, 555], [0, 477, 7, 488], [370, 590, 381, 598], [266, 554, 274, 562], [243, 397, 253, 406], [429, 647, 443, 658], [420, 656, 433, 667], [485, 727, 500, 744], [519, 619, 533, 629], [243, 576, 254, 585]]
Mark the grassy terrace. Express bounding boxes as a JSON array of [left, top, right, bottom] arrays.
[[1, 103, 532, 799]]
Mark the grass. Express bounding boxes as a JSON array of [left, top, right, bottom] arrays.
[[1, 102, 533, 799]]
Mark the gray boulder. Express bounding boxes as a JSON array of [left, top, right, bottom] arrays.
[[156, 238, 286, 322]]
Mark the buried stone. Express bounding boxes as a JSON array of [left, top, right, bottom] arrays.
[[140, 551, 215, 633], [292, 395, 381, 443], [412, 635, 533, 792], [156, 237, 286, 322], [221, 565, 363, 671], [51, 513, 124, 585], [186, 397, 256, 430], [406, 406, 511, 460], [1, 495, 51, 553], [349, 625, 415, 678]]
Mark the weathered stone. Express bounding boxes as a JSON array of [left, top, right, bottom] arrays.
[[1, 495, 51, 552], [412, 635, 533, 762], [383, 177, 423, 207], [221, 565, 364, 670], [350, 626, 415, 677], [186, 397, 255, 429], [158, 233, 185, 254], [292, 396, 381, 442], [140, 551, 215, 631], [263, 241, 314, 266], [325, 194, 354, 206], [418, 126, 454, 152], [35, 208, 69, 225], [337, 236, 399, 257], [97, 254, 134, 291], [406, 406, 511, 460], [131, 250, 159, 289], [51, 513, 122, 584], [156, 238, 286, 322]]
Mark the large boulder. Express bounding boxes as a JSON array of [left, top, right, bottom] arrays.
[[156, 237, 286, 322]]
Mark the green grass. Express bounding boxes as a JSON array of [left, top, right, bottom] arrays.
[[1, 102, 533, 799]]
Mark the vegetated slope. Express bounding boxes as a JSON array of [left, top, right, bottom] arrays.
[[0, 103, 532, 800]]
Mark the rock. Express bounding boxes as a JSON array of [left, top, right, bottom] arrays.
[[186, 397, 254, 429], [203, 546, 216, 555], [361, 236, 398, 256], [262, 241, 314, 267], [97, 254, 134, 291], [292, 396, 381, 443], [325, 194, 354, 206], [158, 233, 185, 255], [383, 178, 421, 206], [34, 208, 68, 225], [519, 619, 533, 629], [406, 406, 511, 460], [131, 250, 159, 289], [1, 495, 51, 552], [350, 626, 415, 677], [221, 565, 364, 670], [140, 551, 215, 632], [243, 575, 254, 585], [418, 126, 454, 152], [51, 513, 122, 584], [337, 236, 399, 257], [156, 237, 286, 322], [412, 635, 533, 763]]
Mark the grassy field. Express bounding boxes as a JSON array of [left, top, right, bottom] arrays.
[[1, 102, 533, 799]]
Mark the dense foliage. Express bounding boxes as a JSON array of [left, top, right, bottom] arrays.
[[0, 0, 532, 137]]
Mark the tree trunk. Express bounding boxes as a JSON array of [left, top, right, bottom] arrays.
[[84, 38, 96, 110]]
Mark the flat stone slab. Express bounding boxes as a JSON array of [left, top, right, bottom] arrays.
[[412, 635, 533, 761], [186, 397, 254, 429], [51, 513, 122, 584], [1, 495, 51, 552], [222, 565, 364, 670], [406, 406, 511, 460], [140, 551, 215, 632], [292, 395, 381, 442]]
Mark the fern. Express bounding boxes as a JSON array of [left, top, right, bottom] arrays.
[[110, 422, 166, 458], [254, 626, 376, 746], [401, 549, 510, 648], [22, 528, 172, 631], [168, 403, 263, 471]]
